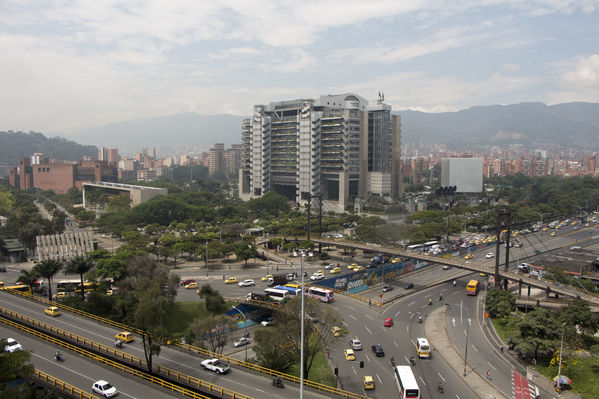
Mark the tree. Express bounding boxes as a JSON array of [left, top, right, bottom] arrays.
[[133, 288, 168, 372], [197, 284, 227, 314], [190, 314, 234, 354], [276, 297, 339, 379], [235, 244, 258, 266], [253, 327, 295, 372], [485, 288, 516, 319], [514, 307, 560, 360], [0, 338, 34, 390], [65, 256, 95, 298], [559, 298, 598, 336], [33, 259, 62, 299], [16, 269, 39, 294]]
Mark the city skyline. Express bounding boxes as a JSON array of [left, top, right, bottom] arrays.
[[1, 1, 597, 135]]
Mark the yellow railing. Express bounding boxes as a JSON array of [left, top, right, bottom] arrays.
[[3, 288, 369, 398], [31, 369, 100, 399], [0, 312, 251, 399]]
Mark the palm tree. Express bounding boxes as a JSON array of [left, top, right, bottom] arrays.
[[16, 269, 39, 294], [65, 256, 95, 298], [33, 259, 63, 300]]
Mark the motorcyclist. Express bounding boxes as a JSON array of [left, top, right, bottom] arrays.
[[428, 298, 432, 306], [115, 339, 122, 348], [439, 293, 443, 301], [409, 356, 415, 365], [273, 376, 283, 387], [418, 315, 422, 323], [453, 280, 457, 287], [55, 350, 62, 360], [390, 356, 395, 366], [438, 382, 444, 393]]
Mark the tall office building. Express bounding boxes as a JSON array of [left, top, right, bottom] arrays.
[[98, 147, 120, 164], [239, 93, 401, 212], [209, 143, 225, 176]]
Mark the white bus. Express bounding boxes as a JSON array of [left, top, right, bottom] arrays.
[[306, 286, 334, 303], [264, 288, 289, 303], [407, 244, 424, 252], [415, 337, 430, 358], [394, 365, 420, 399]]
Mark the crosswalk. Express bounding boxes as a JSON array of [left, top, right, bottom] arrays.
[[512, 370, 537, 399]]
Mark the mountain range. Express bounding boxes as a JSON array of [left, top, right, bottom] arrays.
[[34, 101, 599, 156]]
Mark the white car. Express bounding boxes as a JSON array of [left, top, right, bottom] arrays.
[[324, 263, 336, 270], [261, 318, 273, 327], [310, 272, 325, 281], [349, 338, 363, 350], [238, 279, 255, 287], [4, 338, 22, 352], [201, 358, 232, 374], [233, 337, 250, 347], [92, 380, 118, 398], [485, 252, 494, 259]]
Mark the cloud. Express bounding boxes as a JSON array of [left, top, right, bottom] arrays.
[[562, 54, 599, 89], [544, 54, 599, 104], [502, 63, 520, 71]]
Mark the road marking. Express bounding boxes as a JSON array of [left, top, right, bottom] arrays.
[[352, 366, 357, 375], [468, 317, 472, 327], [395, 311, 401, 318], [347, 305, 356, 310], [394, 340, 399, 348], [438, 372, 446, 382], [452, 317, 456, 327], [349, 315, 357, 320], [365, 314, 373, 320], [376, 374, 382, 383], [419, 376, 427, 386], [365, 326, 373, 335], [406, 325, 409, 334], [365, 353, 371, 362], [488, 362, 496, 370], [471, 345, 478, 352], [408, 301, 415, 307], [410, 339, 415, 346], [456, 394, 461, 399], [464, 329, 467, 336], [342, 321, 348, 326]]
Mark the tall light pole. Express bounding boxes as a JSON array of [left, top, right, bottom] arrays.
[[557, 326, 565, 392], [300, 252, 305, 399], [231, 305, 248, 362]]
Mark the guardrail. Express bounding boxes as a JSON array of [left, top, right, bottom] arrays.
[[0, 307, 253, 399], [2, 287, 369, 398], [31, 369, 100, 399]]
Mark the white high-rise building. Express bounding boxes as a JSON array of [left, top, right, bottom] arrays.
[[239, 93, 401, 212]]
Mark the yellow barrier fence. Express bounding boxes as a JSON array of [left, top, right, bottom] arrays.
[[0, 315, 249, 399], [3, 287, 368, 398], [31, 369, 100, 399]]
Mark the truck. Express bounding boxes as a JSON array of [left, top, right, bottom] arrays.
[[200, 358, 231, 374], [266, 274, 289, 287]]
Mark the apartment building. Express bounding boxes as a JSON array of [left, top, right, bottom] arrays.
[[239, 93, 401, 212]]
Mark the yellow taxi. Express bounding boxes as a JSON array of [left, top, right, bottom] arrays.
[[332, 326, 342, 337], [353, 266, 365, 272], [542, 227, 549, 231], [115, 332, 134, 343], [550, 231, 557, 237], [585, 223, 590, 227], [344, 348, 355, 360], [261, 274, 273, 282], [106, 289, 114, 296], [224, 277, 238, 284], [391, 257, 402, 263], [330, 267, 341, 274], [44, 306, 61, 317], [571, 221, 577, 226], [348, 263, 359, 270], [184, 282, 198, 289], [464, 253, 474, 260], [53, 292, 67, 300], [363, 376, 375, 390], [316, 270, 325, 275]]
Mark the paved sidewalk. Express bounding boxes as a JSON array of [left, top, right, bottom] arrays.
[[425, 306, 508, 399]]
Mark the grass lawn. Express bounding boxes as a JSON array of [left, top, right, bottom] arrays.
[[163, 300, 236, 336], [287, 351, 335, 387]]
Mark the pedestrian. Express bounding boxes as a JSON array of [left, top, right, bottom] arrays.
[[486, 370, 490, 380], [368, 299, 371, 306], [500, 346, 504, 353], [276, 266, 279, 271], [222, 274, 225, 280]]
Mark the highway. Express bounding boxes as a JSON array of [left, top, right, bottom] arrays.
[[0, 290, 343, 399], [0, 324, 180, 399]]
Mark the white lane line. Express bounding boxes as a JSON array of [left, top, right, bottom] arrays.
[[471, 345, 478, 352], [410, 339, 416, 347], [394, 340, 399, 348], [342, 321, 348, 326], [349, 315, 357, 320], [408, 301, 415, 306], [464, 329, 467, 336], [352, 366, 357, 375], [376, 374, 382, 383], [365, 314, 373, 320], [365, 326, 373, 335], [395, 311, 401, 318], [419, 376, 427, 386], [456, 394, 461, 399], [365, 353, 371, 362], [488, 362, 497, 370], [438, 372, 446, 382], [347, 305, 356, 310]]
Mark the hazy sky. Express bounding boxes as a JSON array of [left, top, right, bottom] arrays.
[[1, 0, 598, 134]]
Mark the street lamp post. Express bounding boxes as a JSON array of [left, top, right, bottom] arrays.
[[300, 253, 305, 399], [231, 305, 248, 362]]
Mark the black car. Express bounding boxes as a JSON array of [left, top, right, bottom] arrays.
[[382, 285, 394, 292], [371, 344, 385, 357], [0, 265, 6, 272], [404, 282, 414, 290]]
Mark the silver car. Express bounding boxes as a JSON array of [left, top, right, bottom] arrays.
[[349, 338, 362, 350]]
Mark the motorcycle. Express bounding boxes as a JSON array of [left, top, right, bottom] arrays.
[[114, 340, 122, 348], [428, 298, 432, 306], [409, 356, 415, 366], [453, 280, 457, 287], [272, 377, 284, 388], [390, 357, 395, 367], [438, 382, 444, 393], [54, 353, 63, 362], [418, 316, 422, 324]]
